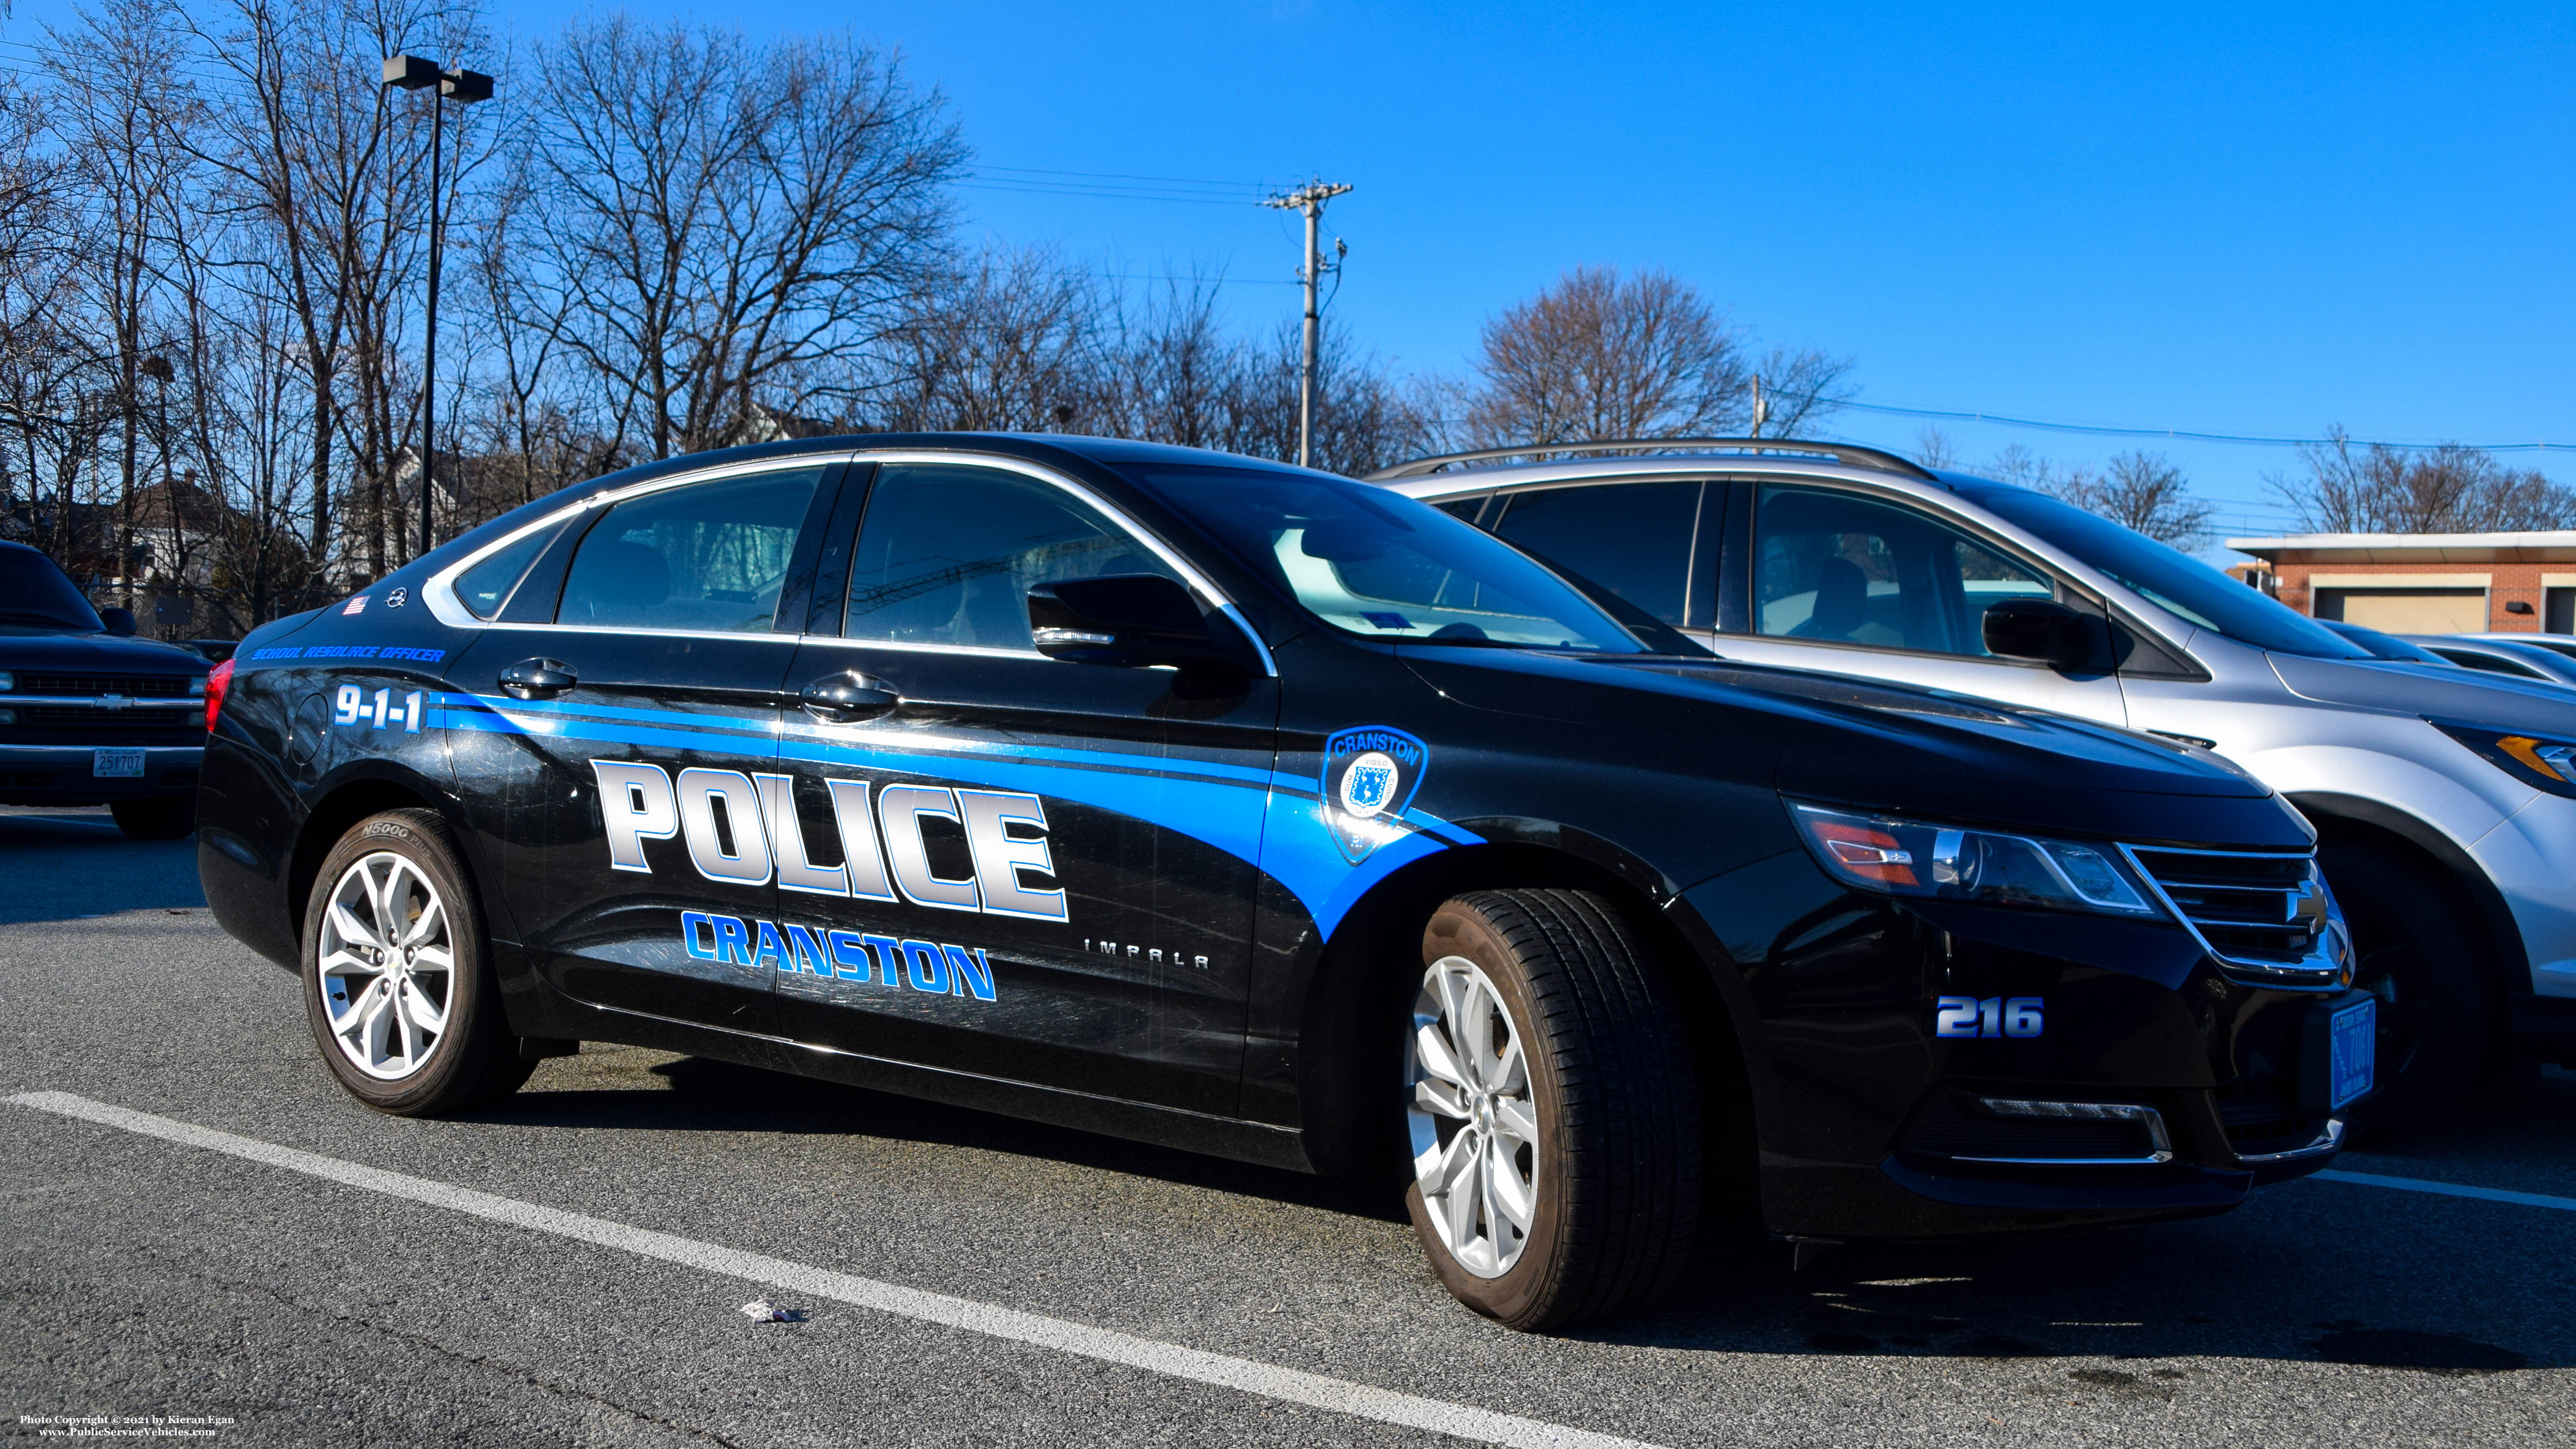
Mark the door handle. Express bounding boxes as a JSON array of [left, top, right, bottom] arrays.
[[499, 657, 578, 700], [799, 671, 900, 722]]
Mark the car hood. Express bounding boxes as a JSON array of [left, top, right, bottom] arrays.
[[1402, 647, 2304, 848], [2269, 652, 2576, 733], [0, 629, 209, 674]]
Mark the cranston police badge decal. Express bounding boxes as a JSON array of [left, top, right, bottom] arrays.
[[1321, 726, 1428, 863]]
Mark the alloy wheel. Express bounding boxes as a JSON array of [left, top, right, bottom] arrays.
[[317, 851, 455, 1081], [1405, 954, 1541, 1278]]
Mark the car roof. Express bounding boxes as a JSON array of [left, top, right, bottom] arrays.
[[1373, 449, 1975, 504]]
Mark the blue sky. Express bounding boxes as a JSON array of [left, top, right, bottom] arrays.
[[12, 1, 2571, 545]]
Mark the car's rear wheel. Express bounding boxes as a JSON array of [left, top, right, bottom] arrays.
[[110, 796, 194, 840], [301, 809, 531, 1114], [2321, 835, 2494, 1131], [1403, 889, 1699, 1332]]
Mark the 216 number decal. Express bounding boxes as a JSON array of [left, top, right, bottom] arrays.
[[1935, 995, 2043, 1038]]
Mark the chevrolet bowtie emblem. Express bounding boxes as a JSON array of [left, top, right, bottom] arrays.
[[100, 694, 131, 711], [2289, 878, 2330, 937]]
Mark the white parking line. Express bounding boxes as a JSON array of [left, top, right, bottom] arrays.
[[5, 1091, 1659, 1449], [2312, 1167, 2576, 1212]]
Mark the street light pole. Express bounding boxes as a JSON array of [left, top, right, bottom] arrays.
[[383, 55, 492, 561]]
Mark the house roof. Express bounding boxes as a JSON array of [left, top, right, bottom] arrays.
[[2225, 532, 2576, 565]]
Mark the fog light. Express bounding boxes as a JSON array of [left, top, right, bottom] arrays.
[[0, 707, 15, 724]]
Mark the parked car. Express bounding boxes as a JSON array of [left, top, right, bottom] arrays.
[[2423, 632, 2576, 670], [2403, 635, 2576, 688], [197, 434, 2368, 1330], [0, 540, 209, 838], [1375, 438, 2576, 1121], [2320, 620, 2451, 665]]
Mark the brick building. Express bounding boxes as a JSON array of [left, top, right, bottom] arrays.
[[2225, 532, 2576, 635]]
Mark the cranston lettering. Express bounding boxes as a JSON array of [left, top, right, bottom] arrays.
[[1330, 729, 1424, 771], [679, 910, 999, 1001], [591, 760, 1068, 923]]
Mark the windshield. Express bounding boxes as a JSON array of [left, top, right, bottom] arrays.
[[1121, 464, 1646, 652], [1958, 484, 2369, 659], [0, 547, 104, 632]]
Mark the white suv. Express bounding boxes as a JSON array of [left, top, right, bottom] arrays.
[[1375, 439, 2576, 1122]]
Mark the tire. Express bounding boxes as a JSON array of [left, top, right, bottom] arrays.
[[300, 809, 532, 1115], [2321, 836, 2494, 1130], [1403, 888, 1699, 1332], [110, 796, 195, 840]]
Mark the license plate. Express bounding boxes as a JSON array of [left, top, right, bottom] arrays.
[[93, 748, 146, 778], [2328, 997, 2376, 1110]]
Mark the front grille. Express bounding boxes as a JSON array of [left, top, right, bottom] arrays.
[[2127, 845, 2342, 984], [17, 674, 194, 697]]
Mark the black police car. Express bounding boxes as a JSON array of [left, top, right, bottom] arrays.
[[198, 435, 2371, 1330], [0, 539, 209, 837]]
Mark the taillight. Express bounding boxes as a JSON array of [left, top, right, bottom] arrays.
[[204, 659, 234, 732]]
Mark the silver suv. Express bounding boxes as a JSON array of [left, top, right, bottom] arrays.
[[1374, 439, 2576, 1122]]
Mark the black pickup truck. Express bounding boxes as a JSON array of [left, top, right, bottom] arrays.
[[0, 540, 210, 838]]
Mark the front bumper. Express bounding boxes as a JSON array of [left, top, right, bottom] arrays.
[[0, 743, 203, 803]]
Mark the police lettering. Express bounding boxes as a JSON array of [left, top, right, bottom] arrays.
[[592, 760, 1068, 923]]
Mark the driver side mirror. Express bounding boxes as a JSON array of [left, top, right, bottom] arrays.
[[98, 606, 138, 637], [1027, 574, 1260, 678], [1981, 597, 2091, 669]]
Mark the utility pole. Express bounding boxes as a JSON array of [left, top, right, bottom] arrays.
[[383, 55, 493, 560], [1262, 179, 1351, 469]]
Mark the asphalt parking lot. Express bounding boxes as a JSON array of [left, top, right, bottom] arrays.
[[4, 805, 2572, 1448]]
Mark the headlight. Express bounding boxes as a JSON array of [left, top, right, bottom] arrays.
[[2433, 723, 2576, 799], [189, 676, 207, 697], [0, 671, 13, 691], [1789, 802, 2162, 918]]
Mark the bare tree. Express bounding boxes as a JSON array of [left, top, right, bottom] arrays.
[[529, 17, 964, 459], [2269, 426, 2576, 533], [2054, 449, 2212, 549], [870, 244, 1106, 434], [1910, 426, 1961, 471], [1463, 265, 1748, 448], [1746, 343, 1855, 438]]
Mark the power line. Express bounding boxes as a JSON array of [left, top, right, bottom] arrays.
[[1836, 397, 2566, 454]]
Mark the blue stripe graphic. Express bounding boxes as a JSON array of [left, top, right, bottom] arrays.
[[432, 692, 1479, 938]]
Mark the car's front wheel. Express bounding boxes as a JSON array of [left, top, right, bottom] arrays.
[[1403, 889, 1700, 1332], [2321, 836, 2496, 1131], [301, 809, 531, 1114]]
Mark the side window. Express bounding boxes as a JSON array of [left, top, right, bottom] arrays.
[[1751, 485, 2055, 657], [453, 520, 560, 620], [557, 466, 827, 633], [1432, 492, 1489, 523], [843, 463, 1182, 651], [1491, 481, 1701, 627]]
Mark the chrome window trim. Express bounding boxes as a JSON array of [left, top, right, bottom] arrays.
[[422, 453, 862, 631], [793, 635, 1043, 662], [423, 448, 1278, 678]]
